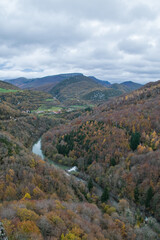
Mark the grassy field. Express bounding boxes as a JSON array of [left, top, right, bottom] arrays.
[[69, 104, 94, 109], [36, 105, 63, 112], [0, 88, 19, 93], [45, 98, 55, 102]]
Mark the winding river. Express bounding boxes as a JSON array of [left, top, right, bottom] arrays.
[[32, 138, 102, 195], [32, 138, 78, 172]]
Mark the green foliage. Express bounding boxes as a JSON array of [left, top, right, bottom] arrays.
[[130, 132, 141, 151], [101, 187, 109, 202], [134, 186, 139, 203], [145, 186, 153, 208], [110, 157, 116, 166], [88, 178, 93, 192], [0, 88, 19, 93]]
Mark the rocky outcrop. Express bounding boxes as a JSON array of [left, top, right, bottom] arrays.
[[0, 222, 8, 240]]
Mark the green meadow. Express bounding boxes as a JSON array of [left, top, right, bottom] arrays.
[[0, 88, 19, 93]]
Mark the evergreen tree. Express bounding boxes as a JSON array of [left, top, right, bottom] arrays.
[[130, 132, 140, 151], [101, 186, 109, 202], [110, 157, 116, 166], [134, 186, 139, 203], [145, 186, 153, 208], [88, 178, 93, 192]]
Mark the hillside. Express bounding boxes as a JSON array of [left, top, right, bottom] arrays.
[[42, 80, 160, 229], [0, 79, 160, 239], [49, 75, 143, 103], [0, 80, 19, 92], [49, 75, 107, 102], [82, 83, 129, 101], [0, 99, 136, 240]]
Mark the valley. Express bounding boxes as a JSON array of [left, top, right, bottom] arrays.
[[0, 75, 159, 240]]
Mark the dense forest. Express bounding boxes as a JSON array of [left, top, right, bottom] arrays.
[[41, 80, 160, 239], [0, 79, 159, 239]]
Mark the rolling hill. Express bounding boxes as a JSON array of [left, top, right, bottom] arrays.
[[49, 75, 107, 102], [0, 80, 19, 91], [5, 73, 83, 90]]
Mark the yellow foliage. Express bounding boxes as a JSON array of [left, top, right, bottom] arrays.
[[61, 226, 87, 240], [115, 219, 127, 238], [29, 158, 36, 168], [17, 220, 41, 234], [103, 204, 116, 215], [4, 184, 17, 200], [55, 200, 65, 210], [137, 144, 146, 154], [33, 186, 45, 199], [17, 208, 39, 221], [47, 212, 64, 225], [151, 130, 157, 139], [22, 193, 31, 200]]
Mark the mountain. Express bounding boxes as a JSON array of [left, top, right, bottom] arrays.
[[49, 75, 107, 102], [88, 76, 111, 86], [5, 74, 142, 93], [3, 74, 143, 106], [49, 75, 143, 103], [5, 73, 83, 89], [120, 81, 142, 91]]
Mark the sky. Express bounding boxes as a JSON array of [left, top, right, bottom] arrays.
[[0, 0, 160, 83]]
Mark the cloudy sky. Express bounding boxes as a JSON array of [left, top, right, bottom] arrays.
[[0, 0, 160, 83]]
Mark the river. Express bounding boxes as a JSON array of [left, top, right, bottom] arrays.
[[32, 138, 78, 172], [32, 138, 102, 195]]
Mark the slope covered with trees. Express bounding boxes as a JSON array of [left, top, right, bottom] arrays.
[[42, 80, 160, 226], [0, 79, 159, 239]]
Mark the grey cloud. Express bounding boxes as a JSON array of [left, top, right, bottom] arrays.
[[130, 3, 156, 20], [0, 0, 160, 84], [118, 38, 152, 54]]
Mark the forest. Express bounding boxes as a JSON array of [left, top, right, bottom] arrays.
[[0, 80, 159, 239]]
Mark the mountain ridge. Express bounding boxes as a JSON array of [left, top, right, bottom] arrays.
[[4, 73, 142, 91], [3, 74, 142, 104]]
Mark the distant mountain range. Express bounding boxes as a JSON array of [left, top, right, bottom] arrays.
[[5, 73, 83, 90], [4, 73, 142, 103]]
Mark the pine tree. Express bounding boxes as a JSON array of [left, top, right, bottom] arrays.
[[145, 186, 153, 208], [88, 178, 93, 192], [130, 132, 140, 151], [101, 187, 109, 202], [134, 186, 139, 203]]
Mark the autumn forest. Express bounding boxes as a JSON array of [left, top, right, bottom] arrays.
[[0, 77, 160, 240]]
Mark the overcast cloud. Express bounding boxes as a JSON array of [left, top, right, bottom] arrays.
[[0, 0, 160, 83]]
